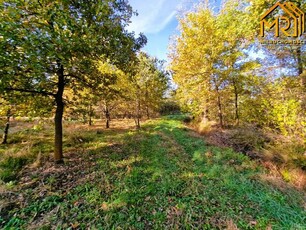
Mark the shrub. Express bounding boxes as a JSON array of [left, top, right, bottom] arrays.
[[264, 141, 306, 170], [197, 121, 216, 135], [228, 126, 268, 153], [159, 101, 181, 115], [66, 132, 96, 147], [183, 116, 193, 123]]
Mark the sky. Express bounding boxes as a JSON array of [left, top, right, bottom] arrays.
[[127, 0, 263, 64], [127, 0, 204, 61]]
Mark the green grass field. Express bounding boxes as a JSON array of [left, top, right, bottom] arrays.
[[1, 116, 305, 229]]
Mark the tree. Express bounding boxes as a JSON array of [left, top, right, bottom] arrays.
[[127, 52, 169, 128], [248, 0, 305, 76], [137, 53, 169, 119], [0, 97, 11, 144], [94, 60, 127, 129], [0, 0, 146, 163], [170, 0, 254, 127], [246, 0, 305, 136], [67, 87, 98, 125], [0, 91, 52, 144]]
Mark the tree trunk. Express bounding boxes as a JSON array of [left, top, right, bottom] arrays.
[[296, 46, 306, 110], [217, 94, 223, 128], [295, 1, 305, 109], [106, 117, 110, 129], [54, 62, 65, 164], [297, 47, 303, 75], [234, 92, 239, 126], [215, 84, 223, 128], [105, 105, 110, 129], [297, 49, 305, 87], [302, 72, 306, 89], [135, 98, 140, 129], [2, 109, 11, 144], [145, 83, 149, 119], [89, 116, 92, 126], [233, 81, 239, 126], [301, 71, 306, 111], [202, 103, 209, 125], [88, 104, 92, 126], [146, 105, 150, 119]]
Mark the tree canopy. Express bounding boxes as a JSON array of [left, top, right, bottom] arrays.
[[0, 0, 147, 162]]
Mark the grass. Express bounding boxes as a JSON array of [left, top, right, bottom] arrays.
[[0, 116, 305, 229], [195, 120, 306, 190]]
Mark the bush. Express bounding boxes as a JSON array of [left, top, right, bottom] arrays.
[[66, 132, 96, 147], [183, 116, 194, 123], [197, 121, 216, 135], [159, 101, 181, 115], [264, 141, 306, 170], [228, 126, 269, 153]]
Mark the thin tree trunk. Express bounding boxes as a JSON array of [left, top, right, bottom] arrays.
[[146, 105, 150, 119], [234, 92, 239, 126], [302, 72, 306, 89], [2, 109, 11, 144], [233, 81, 239, 126], [135, 98, 140, 129], [88, 104, 92, 126], [145, 84, 150, 119], [54, 62, 65, 164], [215, 84, 223, 128], [296, 46, 306, 110], [217, 94, 223, 128], [106, 117, 110, 129], [297, 47, 303, 75], [301, 71, 306, 111], [212, 76, 224, 128], [295, 7, 304, 90], [105, 105, 110, 129], [297, 48, 305, 88], [202, 104, 209, 124]]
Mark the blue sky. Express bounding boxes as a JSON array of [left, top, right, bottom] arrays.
[[127, 0, 263, 64], [127, 0, 203, 61]]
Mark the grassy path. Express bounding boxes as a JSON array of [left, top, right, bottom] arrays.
[[1, 117, 306, 229]]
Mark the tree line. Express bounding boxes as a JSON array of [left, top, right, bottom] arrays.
[[169, 0, 305, 138]]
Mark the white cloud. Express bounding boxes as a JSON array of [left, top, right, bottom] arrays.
[[127, 0, 189, 34]]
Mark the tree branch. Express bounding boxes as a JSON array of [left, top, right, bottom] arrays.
[[65, 73, 96, 89], [5, 87, 56, 97]]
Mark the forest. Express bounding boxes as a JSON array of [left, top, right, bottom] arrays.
[[0, 0, 305, 229]]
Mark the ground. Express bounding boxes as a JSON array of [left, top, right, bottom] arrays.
[[0, 116, 305, 229]]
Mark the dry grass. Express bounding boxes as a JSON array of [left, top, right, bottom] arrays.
[[192, 121, 306, 191], [226, 219, 239, 230], [197, 120, 218, 135], [0, 118, 139, 182]]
